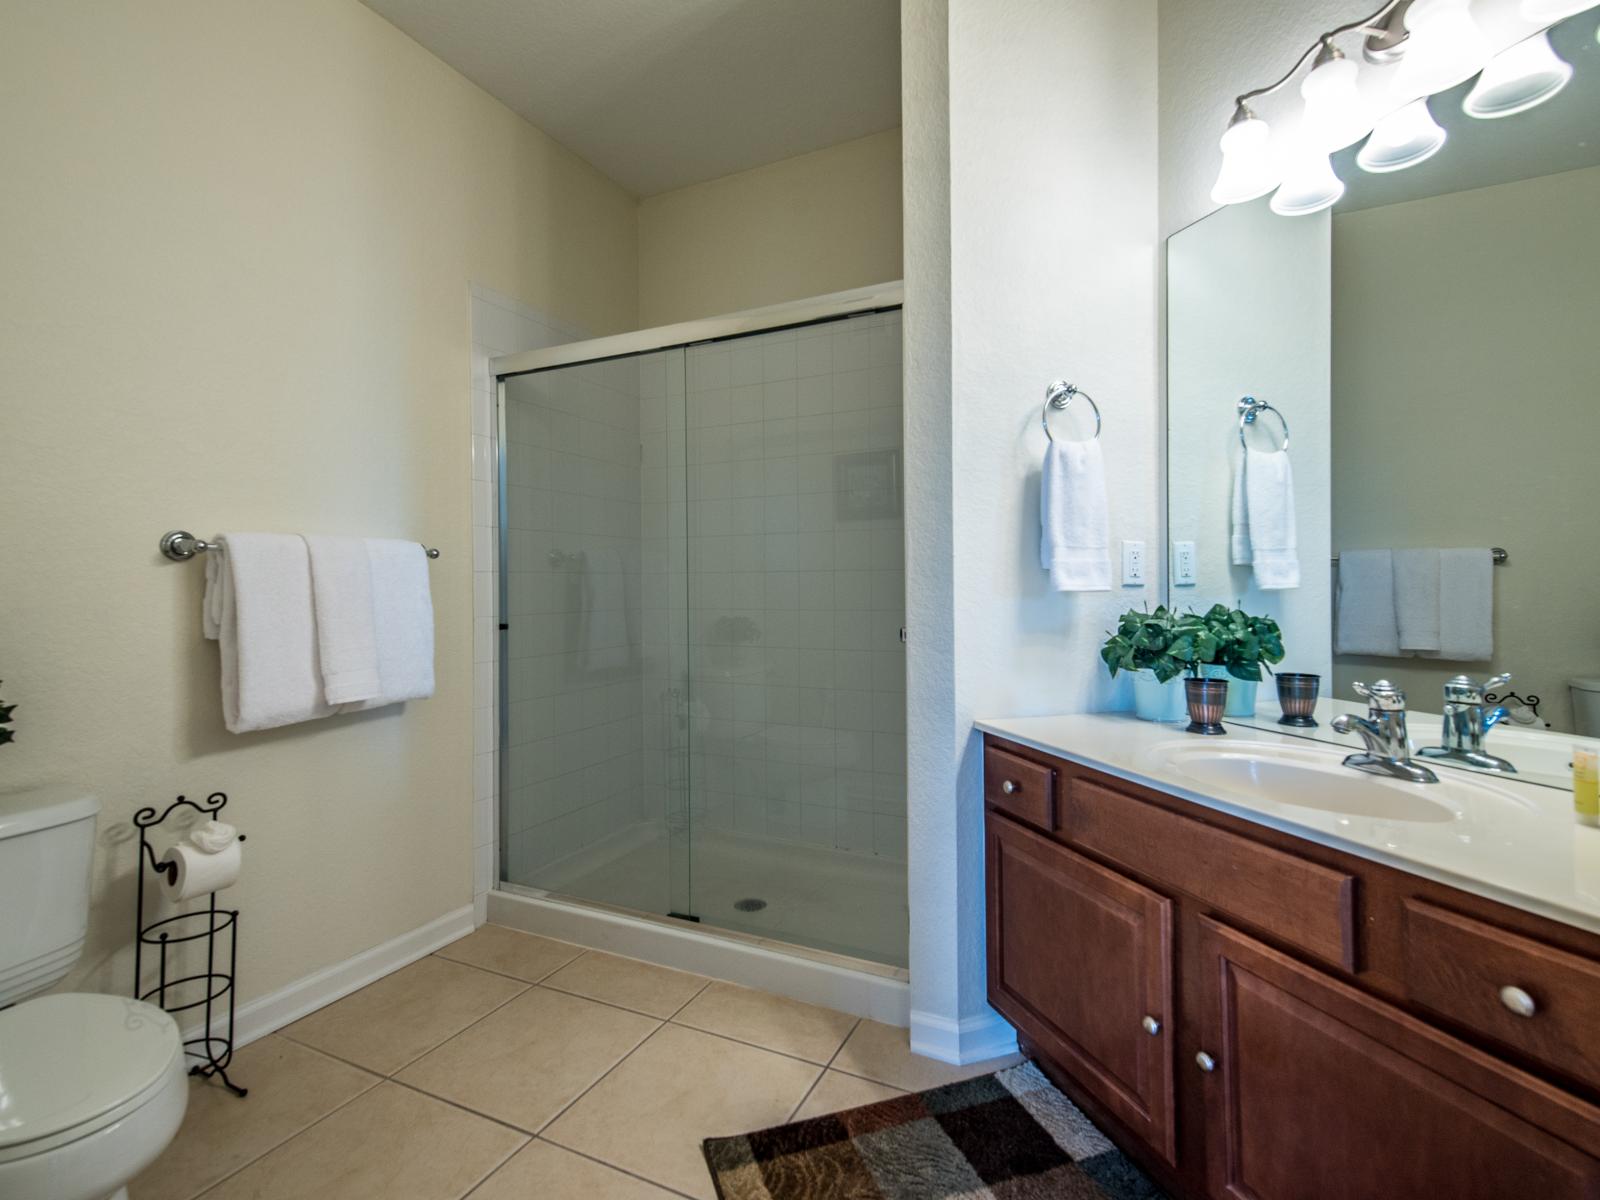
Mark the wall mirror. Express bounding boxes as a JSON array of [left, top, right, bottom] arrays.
[[1166, 5, 1599, 790]]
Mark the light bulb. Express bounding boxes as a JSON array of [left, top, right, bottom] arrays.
[[1520, 0, 1599, 20], [1465, 31, 1573, 117], [1300, 51, 1373, 151], [1392, 0, 1492, 100], [1270, 152, 1345, 216], [1210, 113, 1279, 205], [1357, 98, 1448, 172]]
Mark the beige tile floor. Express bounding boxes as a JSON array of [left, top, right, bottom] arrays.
[[131, 924, 1018, 1200]]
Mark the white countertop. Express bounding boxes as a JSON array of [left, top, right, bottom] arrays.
[[974, 712, 1600, 937]]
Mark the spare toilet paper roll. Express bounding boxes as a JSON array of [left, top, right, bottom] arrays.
[[159, 839, 242, 900]]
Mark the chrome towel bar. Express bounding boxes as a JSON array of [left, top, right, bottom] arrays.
[[1331, 548, 1507, 566], [160, 530, 440, 562]]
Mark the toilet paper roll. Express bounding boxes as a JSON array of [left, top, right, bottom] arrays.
[[159, 839, 242, 900]]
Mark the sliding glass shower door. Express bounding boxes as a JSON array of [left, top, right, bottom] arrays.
[[499, 348, 692, 919], [499, 309, 908, 966]]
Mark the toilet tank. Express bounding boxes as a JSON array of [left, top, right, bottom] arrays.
[[1573, 679, 1600, 739], [0, 786, 99, 1006]]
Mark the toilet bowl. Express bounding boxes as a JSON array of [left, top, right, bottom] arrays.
[[1572, 678, 1600, 738], [0, 993, 188, 1200]]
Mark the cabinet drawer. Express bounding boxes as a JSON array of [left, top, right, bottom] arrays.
[[1404, 900, 1600, 1087], [984, 745, 1056, 832], [1066, 779, 1357, 972]]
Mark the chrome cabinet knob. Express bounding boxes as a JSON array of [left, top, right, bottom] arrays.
[[1001, 780, 1020, 795], [1141, 1016, 1161, 1036], [1195, 1051, 1216, 1073], [1499, 985, 1537, 1018]]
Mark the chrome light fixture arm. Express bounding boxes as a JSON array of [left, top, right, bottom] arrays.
[[1226, 0, 1406, 123]]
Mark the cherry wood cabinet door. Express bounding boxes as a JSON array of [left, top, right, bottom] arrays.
[[986, 813, 1175, 1164], [1197, 916, 1600, 1200]]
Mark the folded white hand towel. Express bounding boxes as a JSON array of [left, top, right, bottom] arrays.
[[1039, 439, 1111, 592], [344, 539, 435, 709], [1230, 453, 1251, 566], [190, 820, 238, 854], [1335, 549, 1402, 657], [304, 534, 382, 705], [1393, 549, 1441, 653], [1427, 548, 1494, 661], [1243, 448, 1299, 590], [202, 533, 337, 733]]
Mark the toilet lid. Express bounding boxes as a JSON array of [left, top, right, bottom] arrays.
[[0, 994, 182, 1150]]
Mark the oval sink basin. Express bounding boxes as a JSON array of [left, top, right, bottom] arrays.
[[1147, 741, 1526, 825]]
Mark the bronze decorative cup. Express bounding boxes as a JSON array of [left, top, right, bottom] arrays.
[[1184, 678, 1229, 736], [1276, 672, 1321, 727]]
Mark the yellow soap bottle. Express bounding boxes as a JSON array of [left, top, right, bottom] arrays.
[[1576, 747, 1600, 828]]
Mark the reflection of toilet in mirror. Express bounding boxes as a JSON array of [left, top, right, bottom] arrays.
[[0, 788, 189, 1200], [1572, 678, 1600, 738]]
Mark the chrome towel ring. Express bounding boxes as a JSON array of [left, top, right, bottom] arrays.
[[1042, 381, 1102, 443], [1238, 396, 1289, 452]]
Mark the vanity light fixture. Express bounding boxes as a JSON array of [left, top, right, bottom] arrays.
[[1390, 0, 1493, 101], [1270, 151, 1347, 216], [1463, 31, 1574, 118], [1210, 105, 1280, 205], [1520, 0, 1600, 20], [1211, 0, 1584, 216], [1357, 97, 1449, 172]]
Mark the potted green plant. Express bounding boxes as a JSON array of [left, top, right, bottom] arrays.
[[0, 683, 13, 747], [1100, 607, 1185, 721], [1159, 608, 1227, 734], [1195, 604, 1285, 718]]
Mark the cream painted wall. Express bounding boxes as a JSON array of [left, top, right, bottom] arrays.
[[904, 0, 1159, 1061], [1331, 166, 1600, 731], [0, 0, 637, 1004], [637, 129, 904, 327]]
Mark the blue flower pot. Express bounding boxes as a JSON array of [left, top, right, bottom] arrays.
[[1133, 670, 1186, 722], [1203, 664, 1259, 718]]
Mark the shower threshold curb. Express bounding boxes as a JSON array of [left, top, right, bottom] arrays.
[[487, 888, 910, 1027]]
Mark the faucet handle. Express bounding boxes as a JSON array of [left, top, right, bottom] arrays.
[[1352, 679, 1407, 712], [1443, 672, 1512, 704]]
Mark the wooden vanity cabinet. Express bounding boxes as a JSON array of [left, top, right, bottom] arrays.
[[982, 733, 1600, 1199]]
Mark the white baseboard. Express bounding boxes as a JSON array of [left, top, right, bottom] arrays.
[[909, 1007, 1019, 1065], [191, 905, 476, 1049]]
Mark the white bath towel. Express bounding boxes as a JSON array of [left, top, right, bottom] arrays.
[[1393, 549, 1441, 654], [1335, 549, 1401, 657], [202, 533, 337, 733], [1428, 548, 1494, 661], [1241, 448, 1299, 590], [303, 534, 381, 705], [1039, 439, 1110, 592], [1230, 454, 1252, 566], [344, 539, 435, 709]]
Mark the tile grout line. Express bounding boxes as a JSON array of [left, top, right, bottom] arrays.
[[783, 1016, 860, 1122]]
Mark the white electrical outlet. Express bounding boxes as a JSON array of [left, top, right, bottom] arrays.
[[1121, 540, 1145, 585], [1173, 540, 1197, 586]]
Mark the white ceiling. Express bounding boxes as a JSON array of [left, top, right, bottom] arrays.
[[361, 0, 901, 197]]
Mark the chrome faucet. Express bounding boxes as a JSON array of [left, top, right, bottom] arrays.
[[1419, 673, 1517, 774], [1331, 680, 1439, 784]]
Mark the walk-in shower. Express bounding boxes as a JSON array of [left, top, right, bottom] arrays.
[[494, 291, 907, 969]]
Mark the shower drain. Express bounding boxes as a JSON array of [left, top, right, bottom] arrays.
[[733, 897, 768, 912]]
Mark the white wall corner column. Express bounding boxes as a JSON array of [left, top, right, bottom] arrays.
[[902, 0, 1162, 1063]]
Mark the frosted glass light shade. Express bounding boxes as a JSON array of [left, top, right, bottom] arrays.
[[1210, 117, 1279, 205], [1300, 56, 1373, 151], [1464, 32, 1573, 117], [1357, 98, 1448, 172], [1393, 0, 1492, 100], [1270, 152, 1345, 216], [1519, 0, 1599, 20]]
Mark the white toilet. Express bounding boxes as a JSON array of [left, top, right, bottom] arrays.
[[1572, 678, 1600, 738], [0, 787, 189, 1200]]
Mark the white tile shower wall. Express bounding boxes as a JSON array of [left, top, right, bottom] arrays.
[[468, 284, 586, 923], [500, 357, 649, 885], [683, 311, 907, 862]]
